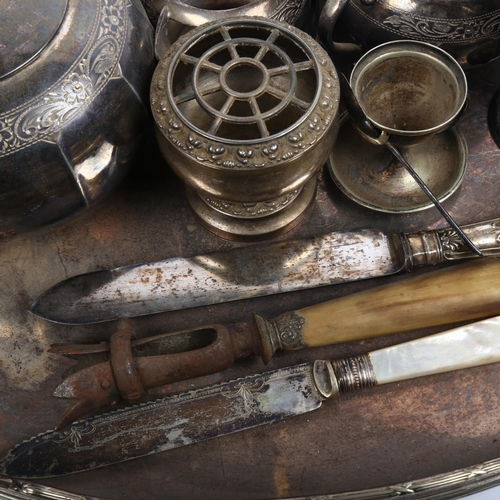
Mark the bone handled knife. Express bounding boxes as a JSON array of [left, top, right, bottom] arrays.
[[30, 218, 500, 324], [4, 314, 500, 478]]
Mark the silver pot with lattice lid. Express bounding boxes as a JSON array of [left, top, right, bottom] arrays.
[[151, 17, 340, 239]]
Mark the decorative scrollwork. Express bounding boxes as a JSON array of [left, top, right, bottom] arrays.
[[0, 0, 129, 157], [383, 11, 500, 41], [349, 1, 500, 43], [269, 0, 307, 26], [52, 423, 97, 450], [203, 190, 300, 218], [438, 228, 468, 253], [270, 311, 306, 350], [221, 379, 266, 407]]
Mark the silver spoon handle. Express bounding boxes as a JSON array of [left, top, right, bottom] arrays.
[[386, 142, 483, 257]]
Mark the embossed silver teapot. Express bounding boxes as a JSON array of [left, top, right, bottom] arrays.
[[0, 0, 155, 239], [318, 0, 500, 67]]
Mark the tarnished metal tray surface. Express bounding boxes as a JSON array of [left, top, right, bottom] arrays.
[[1, 57, 500, 499]]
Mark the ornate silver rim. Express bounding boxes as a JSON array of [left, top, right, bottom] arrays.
[[0, 0, 130, 157], [2, 453, 500, 499], [277, 456, 500, 499], [201, 189, 301, 219]]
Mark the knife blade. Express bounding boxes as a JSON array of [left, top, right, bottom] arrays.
[[30, 218, 500, 324], [4, 314, 500, 478]]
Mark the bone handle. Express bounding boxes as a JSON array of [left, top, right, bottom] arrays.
[[256, 258, 500, 355]]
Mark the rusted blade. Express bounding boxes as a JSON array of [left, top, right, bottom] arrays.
[[30, 228, 401, 324], [0, 363, 324, 478]]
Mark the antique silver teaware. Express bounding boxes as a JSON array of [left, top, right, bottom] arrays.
[[349, 40, 468, 147], [151, 17, 340, 239], [319, 0, 500, 67], [0, 0, 155, 240], [142, 0, 310, 27], [328, 40, 469, 213]]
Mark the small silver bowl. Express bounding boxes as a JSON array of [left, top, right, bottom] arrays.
[[350, 40, 468, 148]]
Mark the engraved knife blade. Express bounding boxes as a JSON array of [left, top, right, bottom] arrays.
[[30, 219, 500, 324], [4, 314, 500, 478]]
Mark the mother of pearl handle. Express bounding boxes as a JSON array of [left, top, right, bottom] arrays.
[[370, 315, 500, 384]]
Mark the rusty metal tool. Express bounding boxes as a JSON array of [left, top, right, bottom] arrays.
[[50, 257, 500, 428], [30, 218, 500, 325], [5, 313, 500, 478]]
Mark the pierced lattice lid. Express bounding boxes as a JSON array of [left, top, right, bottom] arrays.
[[153, 18, 324, 144]]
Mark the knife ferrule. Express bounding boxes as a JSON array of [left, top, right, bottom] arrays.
[[331, 354, 377, 393], [312, 354, 378, 400], [253, 310, 307, 362], [403, 219, 500, 268]]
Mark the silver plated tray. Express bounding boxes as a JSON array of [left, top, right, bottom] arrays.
[[0, 42, 500, 500]]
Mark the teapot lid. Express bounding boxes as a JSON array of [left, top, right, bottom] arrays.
[[0, 0, 68, 79]]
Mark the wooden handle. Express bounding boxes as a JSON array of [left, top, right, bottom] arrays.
[[298, 258, 500, 347]]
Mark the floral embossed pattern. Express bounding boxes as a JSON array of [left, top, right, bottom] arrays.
[[383, 12, 500, 41], [0, 0, 129, 157], [349, 1, 500, 42]]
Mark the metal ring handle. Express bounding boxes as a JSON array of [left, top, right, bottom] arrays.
[[109, 325, 146, 402]]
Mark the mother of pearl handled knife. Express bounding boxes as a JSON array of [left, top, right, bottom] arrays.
[[52, 257, 500, 427], [30, 218, 500, 324], [4, 314, 500, 478]]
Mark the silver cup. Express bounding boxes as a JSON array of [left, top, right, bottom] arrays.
[[331, 39, 481, 253], [350, 40, 468, 148]]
